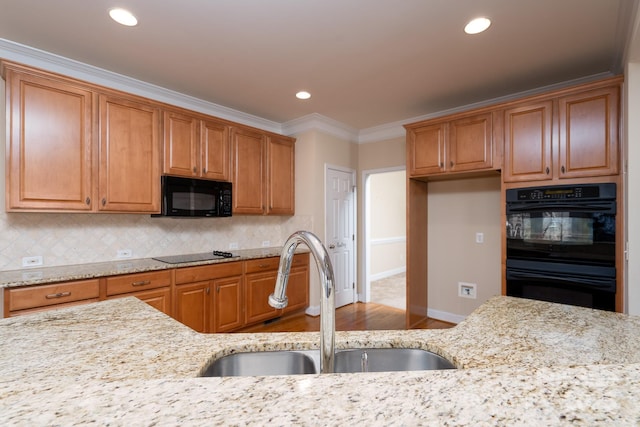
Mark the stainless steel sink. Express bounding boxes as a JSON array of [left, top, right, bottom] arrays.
[[201, 350, 317, 377], [201, 348, 455, 377], [334, 348, 455, 373]]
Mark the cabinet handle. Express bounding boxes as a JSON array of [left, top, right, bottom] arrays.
[[46, 291, 71, 299], [203, 168, 207, 174], [439, 162, 444, 168], [131, 280, 151, 287], [545, 167, 550, 175], [206, 287, 210, 295], [450, 161, 454, 167], [258, 264, 269, 268], [561, 166, 565, 174], [193, 167, 197, 173], [216, 286, 220, 293], [85, 197, 91, 205], [102, 198, 106, 206]]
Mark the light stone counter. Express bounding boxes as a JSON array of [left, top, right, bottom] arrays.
[[2, 296, 640, 425], [0, 247, 301, 288]]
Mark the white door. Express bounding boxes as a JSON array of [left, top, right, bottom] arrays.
[[326, 166, 356, 308]]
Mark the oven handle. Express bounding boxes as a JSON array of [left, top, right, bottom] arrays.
[[507, 201, 616, 214], [506, 268, 616, 291]]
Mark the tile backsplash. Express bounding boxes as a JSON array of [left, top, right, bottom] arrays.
[[0, 211, 312, 271]]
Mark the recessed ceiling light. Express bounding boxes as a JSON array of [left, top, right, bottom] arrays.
[[109, 8, 138, 26], [464, 17, 491, 35], [296, 91, 311, 100]]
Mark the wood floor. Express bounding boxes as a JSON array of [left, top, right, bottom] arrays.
[[235, 302, 454, 333]]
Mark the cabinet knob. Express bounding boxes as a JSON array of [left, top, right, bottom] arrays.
[[203, 168, 207, 174], [216, 286, 220, 293], [545, 167, 550, 175], [193, 167, 197, 173], [206, 287, 210, 295], [102, 198, 106, 206], [561, 166, 565, 174], [439, 162, 444, 168], [85, 197, 91, 205], [450, 161, 454, 168]]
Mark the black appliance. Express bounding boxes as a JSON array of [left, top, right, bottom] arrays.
[[153, 251, 237, 264], [505, 183, 616, 311], [154, 176, 232, 217]]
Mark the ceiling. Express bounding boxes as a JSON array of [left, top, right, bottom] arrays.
[[0, 0, 637, 133]]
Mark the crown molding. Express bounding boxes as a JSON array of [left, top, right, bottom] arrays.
[[0, 38, 283, 134], [0, 38, 617, 145], [281, 113, 359, 142]]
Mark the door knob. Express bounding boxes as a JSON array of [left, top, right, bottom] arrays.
[[328, 244, 336, 249]]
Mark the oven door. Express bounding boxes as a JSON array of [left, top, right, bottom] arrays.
[[506, 259, 616, 311], [506, 200, 616, 266]]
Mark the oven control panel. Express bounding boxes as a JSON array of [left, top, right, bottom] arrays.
[[508, 183, 616, 202]]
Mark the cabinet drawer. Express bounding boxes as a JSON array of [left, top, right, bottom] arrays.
[[8, 279, 100, 312], [106, 270, 171, 296], [244, 254, 307, 274], [175, 261, 243, 285]]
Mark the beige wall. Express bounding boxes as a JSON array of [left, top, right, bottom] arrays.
[[291, 129, 358, 309], [626, 63, 639, 314], [427, 176, 502, 318], [369, 170, 406, 277]]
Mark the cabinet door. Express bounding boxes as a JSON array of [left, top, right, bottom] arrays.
[[282, 266, 309, 314], [245, 271, 281, 324], [266, 135, 295, 215], [201, 119, 231, 181], [231, 127, 266, 214], [558, 86, 619, 178], [503, 101, 553, 182], [98, 94, 161, 212], [408, 123, 446, 176], [448, 113, 493, 173], [213, 275, 244, 332], [5, 68, 94, 210], [108, 287, 172, 316], [163, 110, 199, 177], [174, 281, 210, 333]]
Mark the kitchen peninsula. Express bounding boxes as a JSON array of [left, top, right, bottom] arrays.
[[2, 296, 640, 425]]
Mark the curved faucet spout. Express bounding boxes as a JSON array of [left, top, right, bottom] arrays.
[[269, 230, 336, 373]]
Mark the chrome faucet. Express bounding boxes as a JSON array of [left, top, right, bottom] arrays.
[[269, 230, 336, 373]]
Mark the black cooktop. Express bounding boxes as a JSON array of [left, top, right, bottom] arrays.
[[153, 251, 236, 264]]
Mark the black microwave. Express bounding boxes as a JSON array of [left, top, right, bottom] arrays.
[[155, 176, 232, 217]]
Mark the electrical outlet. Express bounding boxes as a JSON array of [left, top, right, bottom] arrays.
[[475, 232, 484, 244], [261, 240, 270, 247], [22, 256, 43, 267], [116, 249, 132, 259], [229, 242, 239, 250], [458, 282, 477, 299]]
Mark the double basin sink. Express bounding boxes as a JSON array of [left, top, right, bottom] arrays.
[[201, 348, 455, 377]]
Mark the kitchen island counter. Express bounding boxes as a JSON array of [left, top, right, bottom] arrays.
[[2, 296, 640, 425]]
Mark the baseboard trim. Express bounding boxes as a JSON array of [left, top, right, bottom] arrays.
[[305, 305, 320, 317], [427, 308, 466, 325], [370, 267, 406, 282]]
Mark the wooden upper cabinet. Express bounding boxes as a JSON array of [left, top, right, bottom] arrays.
[[503, 101, 553, 182], [408, 123, 446, 176], [201, 119, 231, 181], [448, 113, 493, 173], [163, 110, 199, 177], [98, 93, 161, 212], [266, 135, 295, 215], [406, 112, 494, 178], [231, 127, 267, 214], [558, 85, 619, 179], [3, 64, 94, 211], [163, 110, 231, 181], [503, 80, 620, 183]]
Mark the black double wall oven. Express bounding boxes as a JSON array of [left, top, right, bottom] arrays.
[[505, 183, 616, 311]]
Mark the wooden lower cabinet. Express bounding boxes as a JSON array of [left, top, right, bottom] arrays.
[[4, 279, 100, 317], [173, 261, 244, 333], [3, 255, 309, 328]]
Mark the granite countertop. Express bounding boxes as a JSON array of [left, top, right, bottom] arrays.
[[0, 247, 301, 288], [2, 296, 640, 425]]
